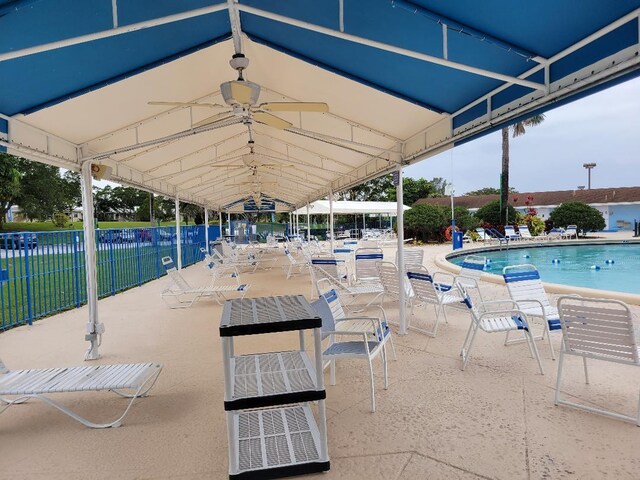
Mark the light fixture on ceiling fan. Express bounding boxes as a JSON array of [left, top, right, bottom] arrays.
[[148, 54, 328, 131]]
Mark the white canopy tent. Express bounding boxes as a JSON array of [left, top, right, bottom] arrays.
[[292, 201, 410, 216], [2, 1, 639, 358]]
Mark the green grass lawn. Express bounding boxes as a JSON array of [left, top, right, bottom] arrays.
[[0, 241, 204, 329]]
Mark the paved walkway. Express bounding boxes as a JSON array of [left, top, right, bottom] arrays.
[[0, 242, 638, 479]]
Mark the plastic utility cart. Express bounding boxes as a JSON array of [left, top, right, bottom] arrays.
[[220, 295, 330, 479]]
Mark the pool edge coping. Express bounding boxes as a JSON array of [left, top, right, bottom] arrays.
[[435, 239, 640, 306]]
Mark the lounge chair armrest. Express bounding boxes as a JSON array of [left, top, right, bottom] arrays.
[[478, 309, 529, 324], [476, 299, 519, 313]]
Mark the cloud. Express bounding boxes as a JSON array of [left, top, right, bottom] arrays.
[[405, 76, 640, 194]]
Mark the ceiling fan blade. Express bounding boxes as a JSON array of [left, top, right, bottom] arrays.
[[192, 112, 234, 128], [208, 165, 244, 169], [148, 101, 225, 108], [260, 163, 296, 168], [253, 112, 293, 130], [230, 82, 255, 104], [260, 102, 329, 113]]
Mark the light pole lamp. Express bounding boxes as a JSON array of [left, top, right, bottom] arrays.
[[583, 163, 596, 189]]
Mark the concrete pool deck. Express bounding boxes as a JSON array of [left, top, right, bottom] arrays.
[[0, 239, 638, 479]]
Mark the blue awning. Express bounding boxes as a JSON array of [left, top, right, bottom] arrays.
[[1, 1, 638, 210]]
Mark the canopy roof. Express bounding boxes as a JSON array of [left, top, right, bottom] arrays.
[[2, 1, 639, 211], [292, 200, 410, 216]]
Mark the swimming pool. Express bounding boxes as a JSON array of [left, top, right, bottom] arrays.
[[448, 241, 640, 295]]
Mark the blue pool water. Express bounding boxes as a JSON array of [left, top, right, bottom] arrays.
[[449, 242, 640, 295]]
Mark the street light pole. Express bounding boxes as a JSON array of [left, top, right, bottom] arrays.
[[583, 163, 597, 189]]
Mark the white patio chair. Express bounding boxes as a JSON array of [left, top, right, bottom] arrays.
[[458, 286, 544, 374], [376, 261, 414, 309], [310, 255, 383, 308], [310, 288, 390, 412], [407, 267, 467, 337], [555, 296, 640, 425], [455, 255, 486, 299], [517, 225, 548, 241], [353, 248, 384, 286], [475, 227, 490, 243], [394, 247, 424, 272], [160, 257, 249, 308], [199, 247, 240, 277], [503, 264, 564, 359], [0, 359, 162, 428]]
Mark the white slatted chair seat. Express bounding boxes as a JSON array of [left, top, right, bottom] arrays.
[[311, 257, 383, 308], [479, 315, 527, 333], [504, 226, 522, 241], [161, 257, 249, 308], [458, 288, 544, 374], [503, 264, 563, 358], [283, 248, 308, 279], [377, 261, 413, 307], [323, 341, 381, 356], [0, 361, 162, 428], [555, 296, 640, 425]]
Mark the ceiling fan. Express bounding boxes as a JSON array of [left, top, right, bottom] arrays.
[[149, 54, 328, 130], [210, 140, 296, 172]]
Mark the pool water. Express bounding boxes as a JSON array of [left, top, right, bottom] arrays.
[[449, 242, 640, 295]]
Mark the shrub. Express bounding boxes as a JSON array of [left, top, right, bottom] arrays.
[[549, 202, 605, 234], [525, 214, 546, 236], [404, 204, 476, 242], [475, 200, 517, 226], [52, 212, 70, 228]]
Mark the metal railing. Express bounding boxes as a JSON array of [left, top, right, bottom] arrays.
[[0, 225, 220, 330]]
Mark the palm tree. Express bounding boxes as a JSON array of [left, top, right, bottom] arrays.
[[500, 114, 545, 224]]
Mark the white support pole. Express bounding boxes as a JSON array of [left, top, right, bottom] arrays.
[[219, 210, 223, 238], [80, 161, 103, 360], [306, 202, 311, 241], [227, 212, 231, 238], [175, 196, 182, 270], [362, 213, 366, 235], [395, 151, 407, 335], [204, 207, 209, 253], [329, 189, 335, 252]]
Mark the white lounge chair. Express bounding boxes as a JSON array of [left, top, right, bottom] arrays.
[[504, 226, 522, 241], [517, 225, 548, 241], [475, 227, 490, 243], [161, 257, 249, 308], [283, 247, 309, 279], [407, 267, 467, 337], [458, 287, 544, 374], [311, 288, 390, 412], [376, 261, 414, 309], [0, 359, 162, 428], [564, 225, 578, 239], [555, 296, 640, 425], [503, 264, 563, 359]]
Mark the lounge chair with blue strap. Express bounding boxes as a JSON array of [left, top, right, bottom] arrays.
[[407, 267, 467, 337], [504, 226, 522, 241], [503, 264, 565, 359], [311, 285, 391, 412], [458, 286, 544, 374], [455, 255, 486, 299]]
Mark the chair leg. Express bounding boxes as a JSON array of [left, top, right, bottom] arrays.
[[381, 346, 389, 390], [554, 346, 566, 405], [546, 324, 556, 360], [582, 357, 589, 384], [460, 319, 475, 357], [387, 332, 398, 361], [367, 356, 376, 412], [525, 329, 544, 375], [461, 323, 479, 370], [330, 359, 336, 386]]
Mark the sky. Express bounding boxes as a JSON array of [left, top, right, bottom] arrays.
[[404, 76, 640, 196]]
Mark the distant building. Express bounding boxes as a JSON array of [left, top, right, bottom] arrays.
[[414, 187, 640, 231]]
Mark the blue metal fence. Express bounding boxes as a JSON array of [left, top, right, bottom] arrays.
[[0, 225, 219, 331]]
